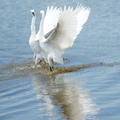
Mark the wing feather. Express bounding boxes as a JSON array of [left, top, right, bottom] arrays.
[[75, 5, 91, 34], [50, 6, 78, 49], [43, 5, 90, 50], [43, 6, 60, 36]]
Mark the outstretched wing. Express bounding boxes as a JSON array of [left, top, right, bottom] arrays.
[[74, 5, 91, 35], [43, 6, 78, 49], [43, 5, 90, 50], [52, 6, 78, 49], [43, 6, 60, 36]]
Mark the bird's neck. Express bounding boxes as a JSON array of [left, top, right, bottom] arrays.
[[31, 15, 36, 36], [38, 13, 45, 39]]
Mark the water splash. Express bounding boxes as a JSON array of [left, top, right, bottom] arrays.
[[0, 59, 120, 81]]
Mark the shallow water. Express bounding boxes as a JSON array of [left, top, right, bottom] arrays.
[[0, 0, 120, 120]]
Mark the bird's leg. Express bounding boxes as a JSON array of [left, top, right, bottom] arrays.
[[48, 55, 54, 71], [50, 66, 54, 71], [42, 58, 46, 64], [33, 56, 41, 68], [33, 55, 37, 68], [33, 55, 36, 63]]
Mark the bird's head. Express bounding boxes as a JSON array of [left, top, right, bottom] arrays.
[[31, 9, 35, 16], [40, 10, 44, 15]]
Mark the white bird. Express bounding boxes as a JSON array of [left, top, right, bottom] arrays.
[[29, 10, 47, 66], [38, 5, 91, 71]]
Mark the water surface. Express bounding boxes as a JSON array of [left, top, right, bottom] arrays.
[[0, 0, 120, 120]]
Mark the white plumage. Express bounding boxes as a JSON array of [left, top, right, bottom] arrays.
[[29, 5, 91, 71], [29, 10, 47, 65], [43, 6, 60, 36]]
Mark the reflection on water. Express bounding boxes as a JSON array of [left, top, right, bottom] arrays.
[[1, 60, 119, 119], [32, 74, 97, 120]]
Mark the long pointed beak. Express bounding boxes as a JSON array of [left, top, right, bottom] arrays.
[[31, 12, 35, 16]]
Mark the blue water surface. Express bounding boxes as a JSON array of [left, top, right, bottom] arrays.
[[0, 0, 120, 120]]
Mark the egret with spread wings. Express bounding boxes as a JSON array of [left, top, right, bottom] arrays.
[[38, 5, 91, 71]]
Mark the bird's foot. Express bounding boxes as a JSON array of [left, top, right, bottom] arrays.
[[49, 66, 54, 71]]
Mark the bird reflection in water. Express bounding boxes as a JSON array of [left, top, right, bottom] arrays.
[[32, 74, 97, 120]]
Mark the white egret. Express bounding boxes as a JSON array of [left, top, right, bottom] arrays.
[[38, 5, 91, 71], [29, 10, 47, 65]]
